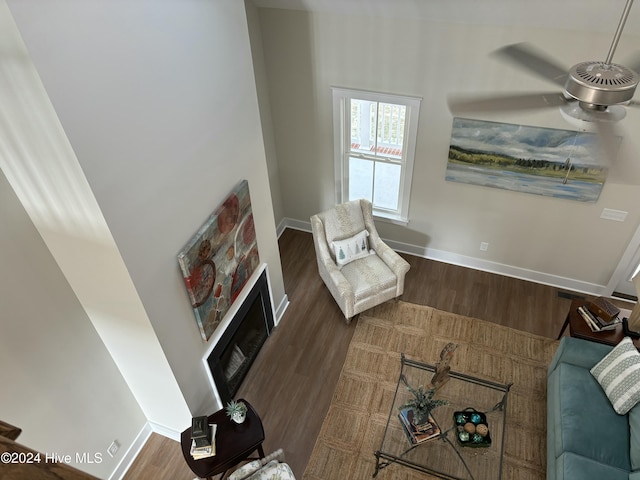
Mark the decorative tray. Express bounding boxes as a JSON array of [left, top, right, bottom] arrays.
[[453, 408, 491, 448]]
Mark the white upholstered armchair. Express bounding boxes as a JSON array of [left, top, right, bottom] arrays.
[[310, 199, 410, 323]]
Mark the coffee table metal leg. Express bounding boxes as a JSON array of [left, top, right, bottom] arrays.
[[372, 451, 382, 477]]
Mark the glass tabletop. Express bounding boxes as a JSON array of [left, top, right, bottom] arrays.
[[374, 354, 511, 480]]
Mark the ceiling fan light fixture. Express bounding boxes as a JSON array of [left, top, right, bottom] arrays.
[[564, 61, 639, 106], [559, 102, 626, 131]]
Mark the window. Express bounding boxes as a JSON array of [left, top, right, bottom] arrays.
[[332, 87, 421, 224]]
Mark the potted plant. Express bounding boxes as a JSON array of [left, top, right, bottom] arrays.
[[399, 384, 448, 427], [225, 399, 248, 424]]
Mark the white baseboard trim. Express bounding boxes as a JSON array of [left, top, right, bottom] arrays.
[[277, 217, 307, 237], [108, 422, 153, 480], [149, 421, 181, 442], [274, 293, 289, 326], [277, 217, 607, 297], [109, 421, 182, 480]]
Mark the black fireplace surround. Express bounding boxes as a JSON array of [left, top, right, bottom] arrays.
[[206, 269, 274, 405]]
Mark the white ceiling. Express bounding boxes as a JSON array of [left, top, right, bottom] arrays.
[[251, 0, 640, 36]]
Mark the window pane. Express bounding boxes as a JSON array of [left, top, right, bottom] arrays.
[[376, 103, 405, 159], [373, 162, 401, 210], [348, 157, 373, 201], [350, 99, 375, 154], [350, 100, 360, 143]]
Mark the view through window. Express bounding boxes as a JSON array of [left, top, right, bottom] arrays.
[[333, 88, 421, 223]]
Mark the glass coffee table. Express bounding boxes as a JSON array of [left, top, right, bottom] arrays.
[[373, 354, 511, 479]]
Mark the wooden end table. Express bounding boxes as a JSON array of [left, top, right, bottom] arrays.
[[558, 298, 640, 349], [180, 399, 265, 480]]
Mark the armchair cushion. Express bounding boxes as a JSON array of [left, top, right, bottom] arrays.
[[322, 200, 367, 258], [341, 254, 398, 302], [228, 460, 263, 480], [228, 449, 295, 480], [244, 460, 295, 480]]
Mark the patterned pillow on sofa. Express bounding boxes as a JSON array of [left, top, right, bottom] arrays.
[[591, 336, 640, 415]]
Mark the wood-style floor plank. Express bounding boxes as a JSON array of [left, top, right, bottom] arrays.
[[123, 228, 631, 479]]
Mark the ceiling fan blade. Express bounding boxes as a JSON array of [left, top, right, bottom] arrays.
[[491, 43, 569, 88], [447, 91, 568, 115]]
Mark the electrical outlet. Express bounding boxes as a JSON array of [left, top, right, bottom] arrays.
[[480, 242, 489, 252], [107, 440, 120, 458]]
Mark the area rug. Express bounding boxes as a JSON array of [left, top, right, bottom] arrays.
[[302, 301, 559, 480]]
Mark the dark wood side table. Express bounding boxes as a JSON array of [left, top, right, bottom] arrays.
[[180, 399, 265, 480], [558, 298, 640, 349]]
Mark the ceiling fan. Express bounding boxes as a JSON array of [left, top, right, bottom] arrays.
[[448, 0, 640, 167]]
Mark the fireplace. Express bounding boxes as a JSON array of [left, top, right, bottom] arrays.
[[206, 267, 274, 405]]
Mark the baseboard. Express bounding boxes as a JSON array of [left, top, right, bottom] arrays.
[[277, 217, 607, 297], [277, 217, 307, 237], [108, 422, 153, 480], [149, 421, 181, 442], [274, 293, 289, 326], [108, 421, 183, 480]]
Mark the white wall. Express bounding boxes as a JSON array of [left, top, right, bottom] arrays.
[[1, 0, 191, 453], [0, 169, 147, 478], [254, 7, 640, 292], [7, 0, 285, 434]]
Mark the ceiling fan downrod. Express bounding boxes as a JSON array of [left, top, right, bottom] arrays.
[[605, 0, 634, 65]]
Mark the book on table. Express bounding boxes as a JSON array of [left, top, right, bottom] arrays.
[[190, 424, 217, 459], [578, 305, 620, 332], [398, 408, 440, 445], [589, 297, 621, 323]]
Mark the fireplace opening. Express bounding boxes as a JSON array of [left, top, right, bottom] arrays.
[[206, 268, 274, 405]]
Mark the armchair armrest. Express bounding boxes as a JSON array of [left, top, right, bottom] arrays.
[[311, 214, 355, 315]]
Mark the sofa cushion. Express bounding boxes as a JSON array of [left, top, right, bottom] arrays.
[[591, 336, 640, 415], [556, 451, 629, 480], [331, 230, 372, 267], [549, 361, 630, 470]]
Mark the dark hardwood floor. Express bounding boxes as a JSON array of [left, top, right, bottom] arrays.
[[123, 228, 629, 479]]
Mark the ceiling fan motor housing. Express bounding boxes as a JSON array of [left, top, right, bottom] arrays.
[[564, 61, 639, 107]]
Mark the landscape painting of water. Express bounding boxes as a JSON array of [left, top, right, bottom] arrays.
[[446, 118, 608, 202]]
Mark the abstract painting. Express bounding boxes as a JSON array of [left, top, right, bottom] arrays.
[[178, 180, 260, 341], [446, 118, 609, 202]]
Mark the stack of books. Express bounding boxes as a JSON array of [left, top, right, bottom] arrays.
[[398, 408, 440, 445], [577, 297, 622, 332], [190, 416, 216, 460]]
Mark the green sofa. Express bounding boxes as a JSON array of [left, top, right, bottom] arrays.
[[547, 336, 640, 479]]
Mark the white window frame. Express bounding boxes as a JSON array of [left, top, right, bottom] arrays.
[[332, 87, 421, 224]]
